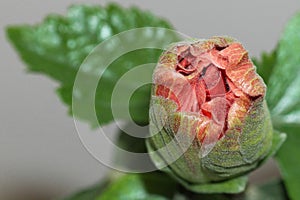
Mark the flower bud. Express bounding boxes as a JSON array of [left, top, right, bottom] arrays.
[[147, 37, 273, 184]]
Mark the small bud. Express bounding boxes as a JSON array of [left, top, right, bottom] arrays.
[[147, 37, 273, 184]]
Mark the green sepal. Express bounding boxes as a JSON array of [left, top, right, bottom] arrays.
[[147, 135, 247, 194], [257, 130, 286, 166], [147, 127, 284, 194], [202, 100, 273, 180], [164, 167, 248, 194], [147, 95, 285, 193]]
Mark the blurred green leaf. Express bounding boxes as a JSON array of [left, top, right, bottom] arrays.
[[112, 124, 156, 171], [115, 128, 147, 154], [266, 12, 300, 128], [244, 180, 288, 200], [60, 179, 108, 200], [60, 173, 177, 200], [252, 50, 277, 84], [61, 176, 288, 200], [275, 126, 300, 200], [263, 11, 300, 200], [97, 173, 177, 200], [6, 3, 179, 127]]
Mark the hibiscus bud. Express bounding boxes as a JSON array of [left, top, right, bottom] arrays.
[[147, 37, 273, 184]]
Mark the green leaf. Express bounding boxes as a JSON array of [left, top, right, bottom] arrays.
[[252, 50, 277, 84], [60, 178, 288, 200], [115, 127, 147, 154], [244, 180, 288, 200], [266, 12, 300, 128], [275, 126, 300, 200], [265, 11, 300, 200], [97, 173, 177, 200], [112, 124, 157, 171], [6, 3, 180, 127], [60, 179, 109, 200]]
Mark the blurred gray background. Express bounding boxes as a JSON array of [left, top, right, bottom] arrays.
[[1, 0, 299, 199]]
